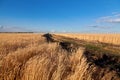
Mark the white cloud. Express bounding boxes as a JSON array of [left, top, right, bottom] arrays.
[[97, 13, 120, 23], [50, 29, 55, 33], [105, 18, 120, 23]]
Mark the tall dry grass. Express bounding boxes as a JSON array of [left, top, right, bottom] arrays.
[[57, 33, 120, 45], [0, 33, 45, 60], [0, 33, 119, 80], [0, 33, 92, 80]]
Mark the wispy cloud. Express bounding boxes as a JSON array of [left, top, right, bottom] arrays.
[[0, 25, 4, 29], [87, 13, 120, 30], [97, 13, 120, 23], [0, 26, 32, 32], [114, 14, 120, 17], [88, 25, 111, 29]]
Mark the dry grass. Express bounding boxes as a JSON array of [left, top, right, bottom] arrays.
[[0, 33, 45, 60], [0, 33, 119, 80], [0, 33, 92, 80], [57, 33, 120, 45]]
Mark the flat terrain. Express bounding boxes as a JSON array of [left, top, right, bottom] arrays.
[[0, 33, 120, 80], [57, 33, 120, 45]]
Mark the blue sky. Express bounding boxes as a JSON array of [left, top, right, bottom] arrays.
[[0, 0, 120, 33]]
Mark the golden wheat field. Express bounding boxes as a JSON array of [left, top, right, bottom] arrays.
[[57, 33, 120, 45], [0, 33, 120, 80]]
